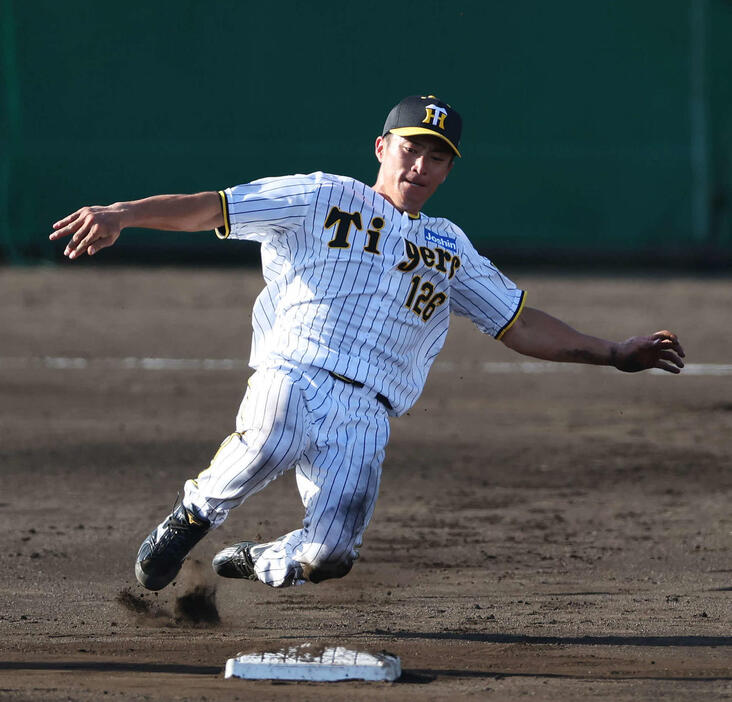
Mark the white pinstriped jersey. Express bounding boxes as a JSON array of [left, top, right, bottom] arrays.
[[216, 172, 525, 416]]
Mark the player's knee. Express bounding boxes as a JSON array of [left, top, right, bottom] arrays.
[[222, 423, 301, 472], [302, 554, 354, 584]]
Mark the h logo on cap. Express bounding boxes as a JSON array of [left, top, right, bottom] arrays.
[[423, 104, 448, 130]]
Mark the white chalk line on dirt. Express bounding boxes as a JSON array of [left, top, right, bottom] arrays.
[[1, 357, 731, 376]]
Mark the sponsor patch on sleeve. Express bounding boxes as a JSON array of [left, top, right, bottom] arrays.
[[424, 228, 457, 252]]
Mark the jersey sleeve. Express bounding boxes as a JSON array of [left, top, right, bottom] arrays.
[[215, 173, 321, 242], [449, 227, 526, 339]]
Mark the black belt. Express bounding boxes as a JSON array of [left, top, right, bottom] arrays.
[[329, 371, 393, 411]]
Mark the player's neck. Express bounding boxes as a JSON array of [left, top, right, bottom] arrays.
[[372, 185, 401, 212], [371, 184, 420, 218]]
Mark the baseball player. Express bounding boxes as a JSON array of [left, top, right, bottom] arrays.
[[50, 95, 685, 591]]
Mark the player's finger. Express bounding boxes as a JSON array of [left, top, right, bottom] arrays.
[[52, 210, 83, 231], [658, 349, 684, 368], [70, 222, 104, 259], [88, 235, 116, 255], [652, 330, 681, 342], [654, 360, 682, 374], [50, 212, 84, 240], [64, 218, 94, 258], [652, 333, 685, 358]]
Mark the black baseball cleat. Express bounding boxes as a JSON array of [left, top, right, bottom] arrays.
[[135, 502, 210, 591], [212, 542, 259, 581]]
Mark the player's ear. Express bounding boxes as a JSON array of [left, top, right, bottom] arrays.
[[375, 136, 386, 163]]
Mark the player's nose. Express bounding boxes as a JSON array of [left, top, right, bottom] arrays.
[[411, 155, 428, 175]]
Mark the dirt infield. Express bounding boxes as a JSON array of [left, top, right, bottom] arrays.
[[1, 267, 730, 701]]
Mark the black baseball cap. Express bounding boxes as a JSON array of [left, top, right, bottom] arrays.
[[382, 95, 462, 157]]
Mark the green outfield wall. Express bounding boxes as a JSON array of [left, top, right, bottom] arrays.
[[1, 0, 731, 265]]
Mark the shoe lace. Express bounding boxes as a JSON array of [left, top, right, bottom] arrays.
[[158, 510, 205, 563], [234, 547, 258, 579]]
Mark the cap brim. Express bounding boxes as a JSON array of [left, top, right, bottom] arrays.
[[388, 127, 461, 157]]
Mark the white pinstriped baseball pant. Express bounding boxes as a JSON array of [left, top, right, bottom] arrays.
[[183, 361, 390, 587]]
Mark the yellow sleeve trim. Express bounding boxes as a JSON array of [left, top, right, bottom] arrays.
[[496, 291, 526, 340], [214, 190, 230, 240]]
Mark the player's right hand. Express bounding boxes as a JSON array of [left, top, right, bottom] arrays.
[[50, 205, 123, 259]]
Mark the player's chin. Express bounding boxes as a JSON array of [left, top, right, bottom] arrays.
[[400, 185, 429, 211]]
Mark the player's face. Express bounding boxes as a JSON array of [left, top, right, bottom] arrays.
[[373, 133, 454, 214]]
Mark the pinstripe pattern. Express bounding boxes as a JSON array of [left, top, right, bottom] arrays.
[[218, 172, 524, 415], [187, 171, 524, 587], [184, 362, 389, 587]]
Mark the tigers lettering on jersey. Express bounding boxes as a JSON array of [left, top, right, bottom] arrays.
[[322, 206, 460, 323], [218, 172, 525, 416], [325, 206, 383, 254], [322, 206, 461, 279], [397, 239, 461, 279]]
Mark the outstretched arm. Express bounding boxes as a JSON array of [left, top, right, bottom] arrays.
[[49, 192, 223, 259], [500, 306, 685, 374]]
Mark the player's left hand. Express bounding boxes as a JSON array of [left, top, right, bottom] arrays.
[[612, 330, 685, 374]]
